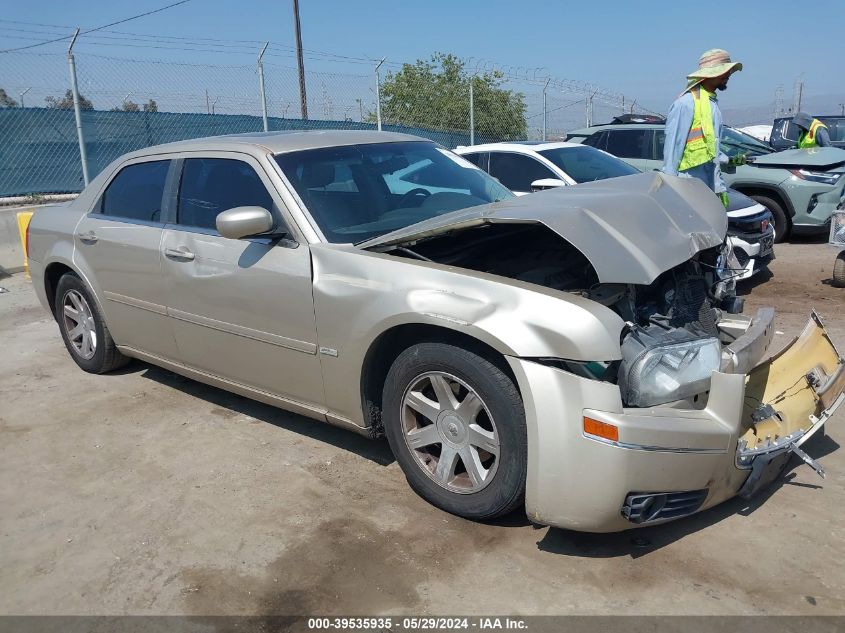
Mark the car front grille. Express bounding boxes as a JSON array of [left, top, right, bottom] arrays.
[[621, 489, 708, 524]]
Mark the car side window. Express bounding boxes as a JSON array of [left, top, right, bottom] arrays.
[[653, 130, 666, 160], [604, 130, 648, 159], [488, 152, 556, 192], [582, 132, 606, 150], [782, 121, 800, 142], [177, 158, 274, 231], [460, 152, 487, 170], [101, 160, 170, 222]]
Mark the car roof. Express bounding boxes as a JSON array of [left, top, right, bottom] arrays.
[[455, 141, 585, 153], [122, 130, 427, 160], [567, 123, 665, 136]]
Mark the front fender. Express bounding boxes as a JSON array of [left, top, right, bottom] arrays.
[[310, 244, 624, 426]]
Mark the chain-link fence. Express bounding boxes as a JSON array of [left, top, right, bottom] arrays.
[[0, 47, 654, 197]]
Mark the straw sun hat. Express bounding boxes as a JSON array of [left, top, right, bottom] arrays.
[[685, 49, 743, 91]]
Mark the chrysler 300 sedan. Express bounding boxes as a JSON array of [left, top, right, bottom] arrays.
[[27, 131, 844, 532]]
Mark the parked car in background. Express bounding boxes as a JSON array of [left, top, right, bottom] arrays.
[[456, 141, 774, 279], [738, 125, 773, 143], [724, 189, 775, 279], [453, 141, 639, 193], [26, 131, 844, 532], [566, 120, 845, 241], [770, 116, 845, 151]]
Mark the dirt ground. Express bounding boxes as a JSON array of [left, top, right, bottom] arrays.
[[1, 237, 844, 617]]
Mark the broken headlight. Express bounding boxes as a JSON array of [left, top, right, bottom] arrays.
[[619, 324, 721, 407]]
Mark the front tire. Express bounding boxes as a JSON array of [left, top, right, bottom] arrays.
[[55, 273, 129, 374], [833, 251, 845, 288], [382, 342, 527, 520], [749, 194, 790, 243]]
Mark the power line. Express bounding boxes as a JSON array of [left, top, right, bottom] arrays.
[[0, 0, 193, 53]]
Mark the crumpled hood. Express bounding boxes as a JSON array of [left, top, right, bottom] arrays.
[[751, 147, 845, 169], [361, 172, 727, 285]]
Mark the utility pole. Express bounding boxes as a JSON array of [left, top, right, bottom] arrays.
[[469, 77, 475, 145], [67, 28, 89, 186], [292, 0, 308, 119], [375, 57, 385, 131], [205, 89, 210, 114], [356, 98, 363, 122], [19, 87, 31, 108], [257, 42, 269, 131], [542, 77, 550, 141], [797, 80, 803, 112], [840, 103, 845, 116]]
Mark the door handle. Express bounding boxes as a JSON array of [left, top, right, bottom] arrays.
[[76, 231, 98, 243], [164, 246, 195, 261]]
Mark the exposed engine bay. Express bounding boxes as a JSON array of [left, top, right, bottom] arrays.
[[383, 222, 747, 407]]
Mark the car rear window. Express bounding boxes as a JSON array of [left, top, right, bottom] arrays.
[[101, 160, 170, 222]]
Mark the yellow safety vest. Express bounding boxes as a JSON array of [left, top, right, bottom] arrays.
[[798, 119, 827, 149], [679, 88, 718, 171]]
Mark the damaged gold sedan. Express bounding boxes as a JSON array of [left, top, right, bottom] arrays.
[[26, 131, 844, 532]]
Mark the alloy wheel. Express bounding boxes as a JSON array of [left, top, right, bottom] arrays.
[[401, 371, 500, 494], [62, 289, 97, 360]]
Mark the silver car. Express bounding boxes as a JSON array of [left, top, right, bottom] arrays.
[[27, 131, 844, 532]]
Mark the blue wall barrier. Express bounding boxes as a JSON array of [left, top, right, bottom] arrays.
[[0, 108, 495, 197]]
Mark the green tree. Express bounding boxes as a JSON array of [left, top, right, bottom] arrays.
[[0, 88, 18, 108], [374, 53, 526, 140], [45, 89, 93, 110], [142, 99, 158, 113], [111, 99, 140, 112]]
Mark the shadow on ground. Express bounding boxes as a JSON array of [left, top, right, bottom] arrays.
[[118, 360, 397, 467], [98, 359, 841, 558], [536, 430, 839, 559], [736, 267, 773, 296]]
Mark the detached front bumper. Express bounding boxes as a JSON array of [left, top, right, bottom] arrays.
[[509, 312, 844, 533]]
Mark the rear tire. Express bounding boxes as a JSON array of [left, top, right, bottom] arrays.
[[749, 194, 790, 243], [833, 252, 845, 288], [382, 342, 527, 521], [55, 273, 129, 374]]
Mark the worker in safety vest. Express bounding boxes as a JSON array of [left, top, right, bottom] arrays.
[[792, 112, 831, 148], [662, 49, 744, 208]]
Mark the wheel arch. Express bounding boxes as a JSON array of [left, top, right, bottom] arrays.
[[43, 259, 105, 322], [359, 323, 519, 436], [730, 183, 795, 219]]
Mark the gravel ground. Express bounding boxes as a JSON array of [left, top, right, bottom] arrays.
[[0, 238, 844, 617]]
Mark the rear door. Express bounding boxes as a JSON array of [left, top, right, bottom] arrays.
[[160, 153, 325, 410], [73, 157, 179, 359]]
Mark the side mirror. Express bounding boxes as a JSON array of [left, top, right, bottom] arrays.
[[531, 178, 568, 191], [216, 206, 274, 240]]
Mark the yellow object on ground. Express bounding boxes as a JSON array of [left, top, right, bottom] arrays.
[[16, 211, 33, 278]]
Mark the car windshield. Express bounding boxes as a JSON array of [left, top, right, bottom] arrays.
[[538, 145, 640, 183], [275, 141, 513, 243], [721, 126, 773, 157]]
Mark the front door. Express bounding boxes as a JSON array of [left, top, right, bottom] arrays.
[[160, 154, 325, 410], [74, 158, 179, 359]]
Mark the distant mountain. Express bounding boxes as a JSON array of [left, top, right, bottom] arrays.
[[723, 93, 845, 127]]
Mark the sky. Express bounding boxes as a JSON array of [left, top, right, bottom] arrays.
[[1, 0, 843, 126]]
